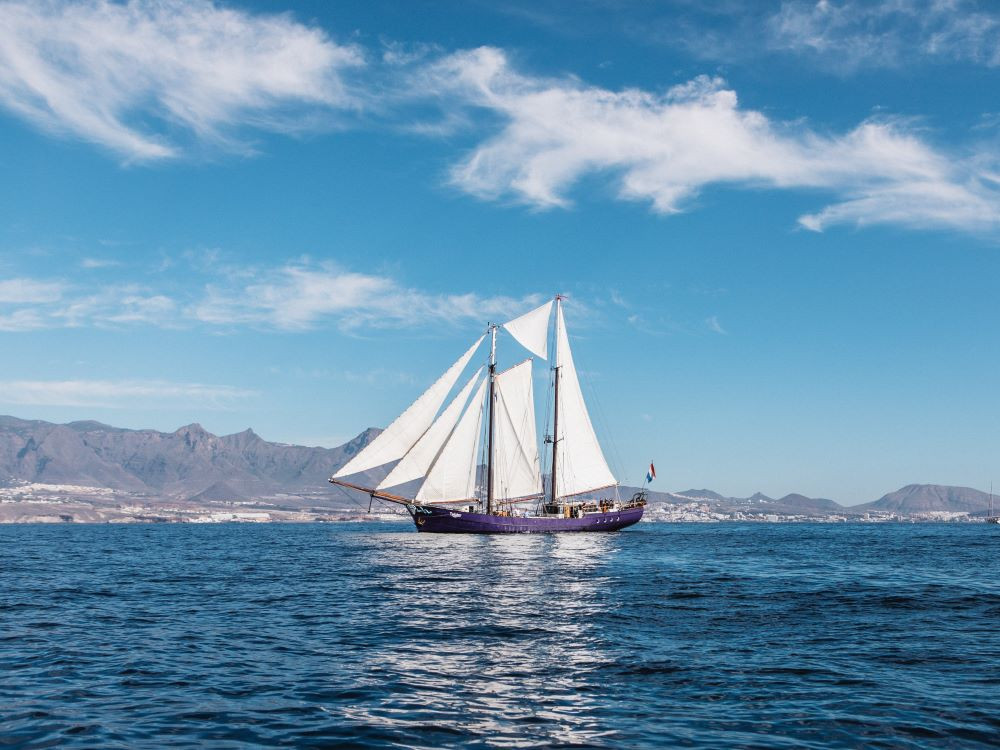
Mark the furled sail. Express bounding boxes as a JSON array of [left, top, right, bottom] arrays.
[[492, 359, 543, 501], [553, 302, 616, 497], [333, 335, 484, 478], [416, 377, 488, 504], [376, 368, 484, 491], [502, 300, 553, 360]]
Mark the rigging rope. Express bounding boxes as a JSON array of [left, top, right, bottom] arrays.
[[582, 368, 628, 487]]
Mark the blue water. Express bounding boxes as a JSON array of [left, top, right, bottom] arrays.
[[2, 523, 999, 748]]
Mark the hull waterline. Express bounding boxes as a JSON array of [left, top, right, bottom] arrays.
[[410, 504, 644, 534]]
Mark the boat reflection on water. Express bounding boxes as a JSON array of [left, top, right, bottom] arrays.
[[331, 529, 627, 746]]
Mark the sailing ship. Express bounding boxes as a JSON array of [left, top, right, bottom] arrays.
[[988, 484, 999, 524], [329, 296, 646, 533]]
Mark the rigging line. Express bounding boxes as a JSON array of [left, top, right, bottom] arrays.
[[331, 483, 382, 514], [581, 366, 627, 486]]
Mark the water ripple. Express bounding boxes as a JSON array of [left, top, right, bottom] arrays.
[[2, 523, 999, 748]]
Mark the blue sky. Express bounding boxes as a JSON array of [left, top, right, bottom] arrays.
[[1, 0, 999, 503]]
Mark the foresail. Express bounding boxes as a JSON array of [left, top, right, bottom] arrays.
[[554, 303, 616, 497], [376, 368, 484, 491], [492, 359, 543, 501], [333, 335, 484, 478], [416, 377, 488, 504], [502, 300, 553, 360]]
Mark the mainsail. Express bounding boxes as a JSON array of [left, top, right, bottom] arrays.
[[333, 335, 484, 478], [552, 301, 617, 497], [416, 377, 488, 504], [491, 359, 543, 501], [376, 368, 484, 491], [502, 300, 552, 360]]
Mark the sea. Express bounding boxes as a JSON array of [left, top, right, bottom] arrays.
[[2, 522, 999, 749]]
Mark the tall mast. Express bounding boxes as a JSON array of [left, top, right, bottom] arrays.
[[550, 296, 562, 506], [486, 324, 497, 515]]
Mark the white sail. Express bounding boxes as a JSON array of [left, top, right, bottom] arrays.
[[492, 359, 543, 501], [502, 300, 553, 360], [376, 367, 484, 491], [333, 335, 484, 478], [416, 377, 488, 504], [553, 301, 616, 497]]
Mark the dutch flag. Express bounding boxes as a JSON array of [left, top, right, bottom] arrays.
[[645, 462, 656, 483]]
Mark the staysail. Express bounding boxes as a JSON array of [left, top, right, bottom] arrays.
[[492, 359, 543, 501], [416, 377, 488, 504], [376, 368, 484, 491], [553, 301, 616, 497], [502, 300, 552, 360], [333, 335, 484, 478]]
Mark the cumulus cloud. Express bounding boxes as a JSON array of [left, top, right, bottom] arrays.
[[0, 379, 256, 408], [0, 0, 363, 160], [418, 47, 1000, 232]]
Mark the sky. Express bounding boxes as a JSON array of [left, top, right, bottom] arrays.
[[1, 0, 999, 504]]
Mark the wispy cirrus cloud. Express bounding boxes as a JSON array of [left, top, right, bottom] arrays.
[[0, 278, 66, 304], [0, 261, 543, 333], [79, 258, 120, 269], [0, 379, 257, 408], [596, 0, 1000, 72], [194, 261, 542, 331], [768, 0, 1000, 71], [0, 3, 995, 236], [706, 316, 727, 335], [0, 278, 179, 331], [416, 47, 1000, 233], [0, 0, 363, 160]]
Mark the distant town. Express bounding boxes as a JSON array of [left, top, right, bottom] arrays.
[[0, 481, 992, 525], [2, 416, 995, 524]]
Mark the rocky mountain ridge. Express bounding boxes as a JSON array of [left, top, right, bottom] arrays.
[[0, 415, 380, 504], [1, 416, 994, 515], [659, 485, 995, 516]]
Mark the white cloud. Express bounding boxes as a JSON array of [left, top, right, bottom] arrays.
[[79, 258, 120, 269], [0, 379, 257, 408], [195, 261, 542, 331], [620, 1, 1000, 71], [706, 315, 727, 335], [100, 294, 176, 324], [0, 264, 543, 333], [419, 48, 1000, 233], [768, 0, 1000, 70], [0, 276, 180, 330], [0, 278, 65, 304], [56, 286, 179, 327], [0, 0, 363, 160], [0, 309, 47, 332]]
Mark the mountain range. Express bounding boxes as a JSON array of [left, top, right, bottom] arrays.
[[665, 485, 997, 515], [0, 415, 994, 515], [0, 415, 380, 506]]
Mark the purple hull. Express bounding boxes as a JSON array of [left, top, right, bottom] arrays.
[[411, 504, 644, 533]]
